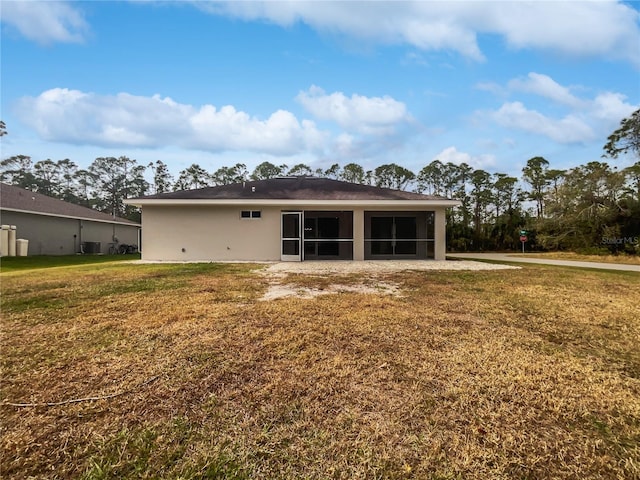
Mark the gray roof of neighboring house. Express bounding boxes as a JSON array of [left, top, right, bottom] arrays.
[[1, 183, 140, 225], [131, 177, 449, 201]]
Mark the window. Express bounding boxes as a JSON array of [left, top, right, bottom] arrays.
[[241, 210, 261, 219]]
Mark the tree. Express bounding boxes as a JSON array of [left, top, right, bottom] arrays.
[[416, 160, 444, 195], [57, 159, 79, 202], [287, 163, 314, 176], [0, 155, 36, 189], [0, 120, 6, 137], [340, 163, 366, 184], [88, 156, 147, 219], [212, 163, 247, 185], [534, 161, 628, 251], [148, 160, 174, 194], [75, 169, 97, 207], [374, 163, 415, 190], [603, 108, 640, 159], [175, 164, 211, 190], [492, 173, 521, 218], [542, 168, 566, 224], [522, 156, 550, 218], [33, 159, 61, 197], [251, 162, 285, 180], [469, 169, 492, 246], [546, 169, 565, 200], [451, 162, 473, 232], [623, 162, 640, 201], [89, 157, 125, 216], [323, 163, 340, 179]]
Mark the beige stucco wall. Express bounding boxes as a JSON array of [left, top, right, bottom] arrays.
[[141, 205, 283, 261], [141, 204, 450, 262], [0, 210, 139, 255]]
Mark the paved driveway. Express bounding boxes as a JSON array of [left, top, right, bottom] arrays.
[[447, 253, 640, 272]]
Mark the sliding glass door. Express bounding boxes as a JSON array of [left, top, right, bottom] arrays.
[[303, 211, 353, 260], [365, 211, 435, 259]]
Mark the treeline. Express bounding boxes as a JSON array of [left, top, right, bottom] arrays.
[[2, 109, 638, 253], [1, 154, 638, 254]]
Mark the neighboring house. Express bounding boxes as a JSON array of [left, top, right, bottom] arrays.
[[126, 177, 460, 262], [0, 183, 140, 255]]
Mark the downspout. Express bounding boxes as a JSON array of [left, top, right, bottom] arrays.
[[79, 219, 83, 253]]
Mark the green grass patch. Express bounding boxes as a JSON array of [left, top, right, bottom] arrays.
[[0, 254, 141, 272]]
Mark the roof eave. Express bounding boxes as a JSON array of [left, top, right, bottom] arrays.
[[125, 198, 461, 208], [0, 207, 141, 226]]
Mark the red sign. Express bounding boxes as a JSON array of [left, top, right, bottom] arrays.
[[520, 235, 528, 242]]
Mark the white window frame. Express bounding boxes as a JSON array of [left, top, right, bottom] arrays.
[[240, 210, 262, 219]]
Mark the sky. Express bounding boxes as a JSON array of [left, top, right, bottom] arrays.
[[1, 0, 639, 180]]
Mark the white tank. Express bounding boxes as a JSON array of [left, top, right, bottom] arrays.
[[16, 239, 29, 257], [8, 225, 17, 257], [0, 225, 9, 257]]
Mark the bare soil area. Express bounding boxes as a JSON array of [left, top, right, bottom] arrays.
[[260, 260, 517, 300]]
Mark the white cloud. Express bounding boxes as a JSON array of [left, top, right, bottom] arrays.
[[485, 1, 640, 66], [5, 1, 638, 65], [4, 1, 638, 65], [1, 1, 88, 44], [334, 133, 356, 157], [591, 92, 638, 125], [508, 73, 584, 109], [196, 1, 640, 66], [13, 87, 416, 161], [492, 102, 594, 144], [296, 85, 409, 134], [189, 105, 326, 155], [15, 88, 327, 155], [433, 146, 496, 170], [480, 73, 638, 144]]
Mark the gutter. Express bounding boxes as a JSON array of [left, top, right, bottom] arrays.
[[0, 207, 141, 227]]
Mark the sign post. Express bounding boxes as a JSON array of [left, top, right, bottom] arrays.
[[519, 230, 528, 253]]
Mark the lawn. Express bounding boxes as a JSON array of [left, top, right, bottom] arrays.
[[512, 251, 640, 266], [1, 260, 639, 479]]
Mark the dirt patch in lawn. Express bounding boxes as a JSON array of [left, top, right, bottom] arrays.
[[263, 259, 519, 275], [260, 280, 401, 300], [259, 259, 517, 300]]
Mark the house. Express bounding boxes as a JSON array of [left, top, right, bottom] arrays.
[[126, 177, 460, 262], [0, 183, 140, 255]]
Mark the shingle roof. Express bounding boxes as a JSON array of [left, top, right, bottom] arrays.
[[132, 177, 447, 201], [1, 183, 140, 225]]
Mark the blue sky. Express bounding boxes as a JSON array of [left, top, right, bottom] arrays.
[[1, 1, 639, 180]]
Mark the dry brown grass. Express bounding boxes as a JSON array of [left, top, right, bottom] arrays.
[[1, 262, 639, 479], [515, 251, 640, 265]]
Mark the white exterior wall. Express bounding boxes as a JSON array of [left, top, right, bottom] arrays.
[[140, 204, 450, 262]]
